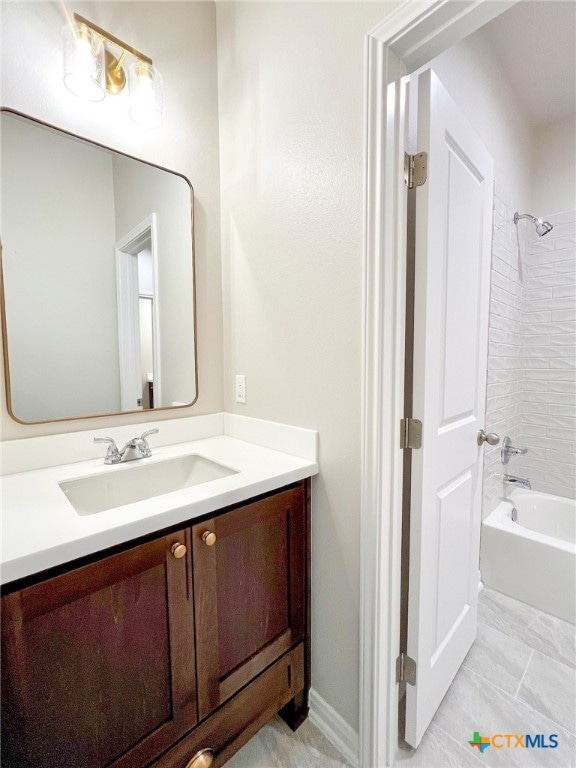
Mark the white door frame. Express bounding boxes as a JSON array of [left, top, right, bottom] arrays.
[[116, 213, 162, 410], [360, 2, 518, 766]]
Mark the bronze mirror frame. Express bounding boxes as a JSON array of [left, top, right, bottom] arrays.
[[0, 107, 198, 425]]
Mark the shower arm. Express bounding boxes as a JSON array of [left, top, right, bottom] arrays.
[[514, 213, 538, 225]]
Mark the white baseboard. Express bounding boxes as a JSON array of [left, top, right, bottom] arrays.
[[309, 688, 359, 767]]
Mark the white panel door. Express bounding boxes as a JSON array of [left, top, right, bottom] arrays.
[[405, 69, 494, 748]]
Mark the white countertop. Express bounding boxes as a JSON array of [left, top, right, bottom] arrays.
[[1, 415, 318, 585]]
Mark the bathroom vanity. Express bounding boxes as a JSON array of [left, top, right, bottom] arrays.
[[0, 417, 318, 768], [0, 100, 318, 768]]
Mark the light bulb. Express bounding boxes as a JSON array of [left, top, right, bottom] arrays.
[[62, 23, 105, 102], [128, 61, 163, 128]]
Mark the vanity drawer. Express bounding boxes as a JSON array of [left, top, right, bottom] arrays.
[[149, 644, 304, 768]]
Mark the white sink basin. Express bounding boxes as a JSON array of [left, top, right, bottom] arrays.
[[59, 454, 238, 515]]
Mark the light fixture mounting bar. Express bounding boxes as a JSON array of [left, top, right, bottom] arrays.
[[73, 14, 153, 65]]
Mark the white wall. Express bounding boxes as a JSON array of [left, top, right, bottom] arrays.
[[426, 27, 533, 211], [1, 113, 121, 420], [532, 116, 576, 215], [112, 154, 196, 407], [216, 0, 394, 732], [138, 248, 154, 296], [0, 1, 222, 438]]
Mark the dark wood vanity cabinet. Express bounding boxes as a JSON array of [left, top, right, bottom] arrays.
[[1, 481, 310, 768], [193, 485, 306, 719], [1, 530, 197, 768]]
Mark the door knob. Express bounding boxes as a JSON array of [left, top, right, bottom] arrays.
[[477, 429, 500, 446], [185, 748, 214, 768], [202, 531, 217, 547], [171, 542, 187, 559]]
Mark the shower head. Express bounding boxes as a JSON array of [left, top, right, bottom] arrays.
[[535, 220, 554, 237], [513, 212, 554, 237]]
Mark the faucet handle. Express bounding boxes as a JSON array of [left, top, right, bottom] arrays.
[[141, 428, 159, 441], [94, 436, 120, 463], [501, 436, 528, 464], [130, 428, 159, 458], [94, 436, 118, 448]]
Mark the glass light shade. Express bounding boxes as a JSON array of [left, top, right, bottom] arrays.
[[62, 23, 105, 102], [128, 61, 163, 128]]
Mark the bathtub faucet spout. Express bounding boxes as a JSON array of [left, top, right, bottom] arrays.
[[495, 473, 531, 490]]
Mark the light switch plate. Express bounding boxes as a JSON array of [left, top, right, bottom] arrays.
[[235, 375, 247, 404]]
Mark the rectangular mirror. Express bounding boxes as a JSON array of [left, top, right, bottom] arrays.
[[0, 110, 197, 423]]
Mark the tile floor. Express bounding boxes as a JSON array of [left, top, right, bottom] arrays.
[[226, 588, 576, 768], [226, 717, 352, 768]]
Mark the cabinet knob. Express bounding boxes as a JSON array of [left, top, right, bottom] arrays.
[[202, 531, 217, 547], [171, 542, 187, 559], [185, 748, 214, 768]]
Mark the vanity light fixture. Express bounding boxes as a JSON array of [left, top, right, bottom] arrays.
[[62, 14, 163, 128]]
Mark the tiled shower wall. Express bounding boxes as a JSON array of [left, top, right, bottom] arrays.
[[514, 211, 576, 499], [483, 187, 576, 517], [483, 184, 525, 517]]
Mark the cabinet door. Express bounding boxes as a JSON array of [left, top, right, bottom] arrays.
[[1, 531, 197, 768], [193, 484, 306, 720]]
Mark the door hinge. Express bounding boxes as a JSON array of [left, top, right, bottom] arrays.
[[400, 418, 422, 449], [396, 652, 417, 686], [404, 152, 427, 189]]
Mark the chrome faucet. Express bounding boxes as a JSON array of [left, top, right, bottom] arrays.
[[501, 436, 528, 465], [495, 473, 531, 490], [94, 429, 159, 464]]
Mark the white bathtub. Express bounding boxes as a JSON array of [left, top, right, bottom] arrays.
[[481, 489, 576, 624]]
